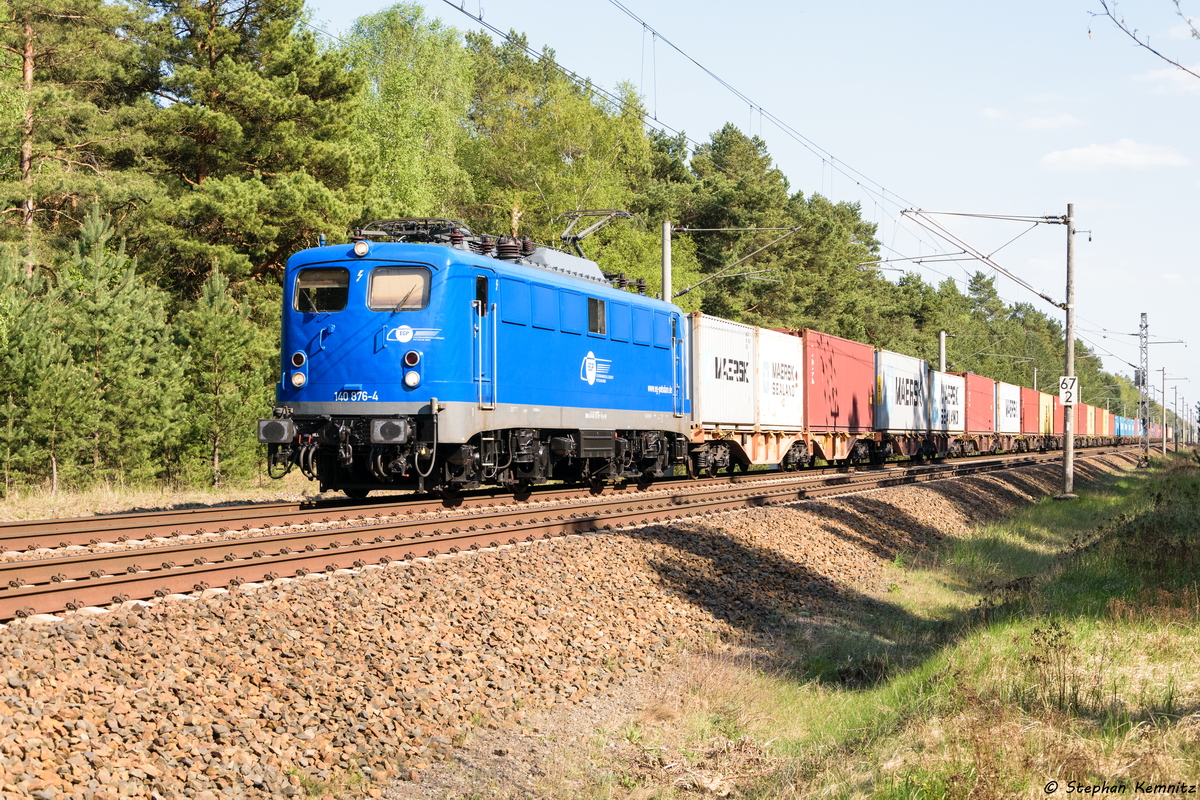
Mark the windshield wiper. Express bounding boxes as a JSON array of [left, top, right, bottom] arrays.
[[393, 285, 417, 313]]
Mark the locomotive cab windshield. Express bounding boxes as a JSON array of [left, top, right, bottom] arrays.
[[294, 267, 349, 313], [369, 267, 430, 311]]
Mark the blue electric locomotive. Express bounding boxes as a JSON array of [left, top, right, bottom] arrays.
[[257, 219, 692, 497]]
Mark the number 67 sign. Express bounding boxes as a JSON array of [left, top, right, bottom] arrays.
[[1059, 376, 1078, 405]]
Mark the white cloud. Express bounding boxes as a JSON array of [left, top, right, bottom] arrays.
[[1020, 114, 1083, 130], [1168, 20, 1197, 38], [1136, 65, 1200, 95], [1039, 139, 1191, 172], [982, 107, 1005, 119]]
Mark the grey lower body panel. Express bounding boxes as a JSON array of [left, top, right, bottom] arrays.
[[287, 401, 690, 443]]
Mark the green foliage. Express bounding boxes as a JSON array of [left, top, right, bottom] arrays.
[[131, 0, 366, 293], [55, 209, 184, 485], [0, 208, 182, 493], [174, 268, 275, 487], [0, 0, 158, 265], [460, 33, 648, 241], [346, 3, 473, 219]]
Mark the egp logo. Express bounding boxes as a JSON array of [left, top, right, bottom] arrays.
[[579, 351, 613, 385], [386, 326, 441, 342]]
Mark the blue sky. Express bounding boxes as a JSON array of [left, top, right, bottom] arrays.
[[307, 0, 1200, 419]]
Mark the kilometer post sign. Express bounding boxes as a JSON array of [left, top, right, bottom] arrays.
[[1059, 376, 1078, 406]]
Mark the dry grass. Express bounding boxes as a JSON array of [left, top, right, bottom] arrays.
[[0, 468, 327, 522]]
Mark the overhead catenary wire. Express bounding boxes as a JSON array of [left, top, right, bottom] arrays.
[[437, 0, 958, 262]]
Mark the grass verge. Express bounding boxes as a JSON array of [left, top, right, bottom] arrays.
[[555, 454, 1200, 799]]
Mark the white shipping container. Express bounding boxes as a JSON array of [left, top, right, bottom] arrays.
[[756, 328, 804, 428], [929, 371, 965, 433], [690, 313, 756, 427], [875, 349, 928, 432], [995, 381, 1022, 434]]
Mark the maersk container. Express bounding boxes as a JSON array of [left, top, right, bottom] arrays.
[[756, 328, 804, 429], [803, 329, 875, 432], [955, 373, 995, 434], [1020, 387, 1041, 435], [929, 371, 966, 434], [690, 313, 756, 427], [1042, 393, 1055, 435], [875, 350, 928, 433], [997, 382, 1022, 434]]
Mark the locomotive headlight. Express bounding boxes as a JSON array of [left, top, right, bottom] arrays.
[[403, 350, 421, 367], [291, 351, 307, 368], [353, 240, 370, 257], [291, 372, 307, 388], [403, 371, 421, 388]]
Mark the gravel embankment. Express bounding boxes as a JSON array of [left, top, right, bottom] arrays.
[[0, 455, 1133, 799]]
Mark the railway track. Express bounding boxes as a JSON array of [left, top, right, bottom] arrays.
[[0, 448, 1135, 621], [0, 471, 818, 551]]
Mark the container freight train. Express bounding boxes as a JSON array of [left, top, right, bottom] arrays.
[[257, 219, 1143, 497]]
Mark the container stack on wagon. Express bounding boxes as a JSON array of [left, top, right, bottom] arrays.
[[687, 318, 1139, 470], [801, 329, 877, 463], [956, 372, 996, 454], [995, 381, 1022, 451]]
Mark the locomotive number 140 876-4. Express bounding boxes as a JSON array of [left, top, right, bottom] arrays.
[[334, 390, 379, 402]]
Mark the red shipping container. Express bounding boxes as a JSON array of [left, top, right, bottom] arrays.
[[1075, 402, 1087, 434], [802, 329, 875, 432], [955, 373, 996, 434], [1053, 397, 1064, 435], [1020, 387, 1041, 434]]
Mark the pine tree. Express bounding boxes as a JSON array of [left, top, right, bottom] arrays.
[[132, 0, 366, 294], [0, 253, 89, 494], [175, 267, 274, 487], [0, 0, 156, 270], [56, 208, 183, 485], [21, 335, 90, 495]]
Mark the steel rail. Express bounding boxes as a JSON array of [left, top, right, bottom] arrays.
[[0, 448, 1135, 621], [0, 466, 870, 551]]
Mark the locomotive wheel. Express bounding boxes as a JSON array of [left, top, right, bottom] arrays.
[[343, 488, 371, 500]]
